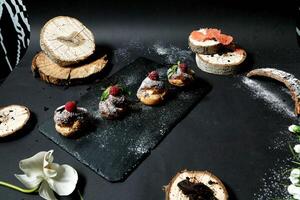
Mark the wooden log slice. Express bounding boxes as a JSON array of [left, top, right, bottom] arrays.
[[32, 51, 108, 85], [247, 68, 300, 115], [40, 16, 95, 66], [0, 105, 30, 137]]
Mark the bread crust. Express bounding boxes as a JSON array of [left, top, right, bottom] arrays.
[[189, 40, 222, 55], [195, 48, 246, 75], [247, 68, 300, 115]]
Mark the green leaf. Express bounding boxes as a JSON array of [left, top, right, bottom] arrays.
[[119, 85, 131, 96], [167, 64, 178, 79], [100, 86, 111, 101], [78, 190, 84, 200], [289, 125, 300, 134]]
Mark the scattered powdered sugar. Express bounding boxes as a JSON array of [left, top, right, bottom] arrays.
[[152, 43, 194, 64], [240, 76, 295, 118], [268, 131, 295, 150], [253, 157, 292, 200], [113, 40, 194, 66]]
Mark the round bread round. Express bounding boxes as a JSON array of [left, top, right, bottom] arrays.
[[188, 29, 222, 55], [196, 48, 247, 75], [40, 16, 95, 66], [165, 170, 228, 200], [0, 105, 30, 137]]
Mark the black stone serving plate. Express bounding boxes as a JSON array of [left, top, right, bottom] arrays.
[[39, 57, 211, 182]]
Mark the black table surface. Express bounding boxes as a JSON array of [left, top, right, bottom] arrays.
[[1, 0, 300, 199]]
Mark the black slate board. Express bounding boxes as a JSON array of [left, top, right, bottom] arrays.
[[39, 57, 211, 182]]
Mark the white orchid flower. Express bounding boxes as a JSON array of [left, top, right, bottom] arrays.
[[290, 176, 300, 184], [294, 145, 300, 154], [295, 194, 300, 200], [14, 150, 78, 200], [289, 125, 300, 134], [288, 184, 300, 195]]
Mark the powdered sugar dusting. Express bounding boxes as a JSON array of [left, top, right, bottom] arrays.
[[253, 157, 292, 200], [241, 76, 295, 118], [113, 40, 194, 65], [152, 43, 193, 64]]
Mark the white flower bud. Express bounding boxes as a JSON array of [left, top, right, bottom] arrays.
[[294, 194, 300, 200], [290, 176, 299, 184], [291, 169, 300, 178], [288, 184, 300, 195], [289, 125, 300, 134], [294, 145, 300, 154]]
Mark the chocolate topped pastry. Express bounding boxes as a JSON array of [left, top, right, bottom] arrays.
[[167, 61, 195, 87], [164, 170, 228, 200], [99, 85, 128, 119], [177, 177, 217, 200], [54, 101, 89, 137], [137, 71, 167, 105]]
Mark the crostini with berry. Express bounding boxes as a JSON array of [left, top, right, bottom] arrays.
[[137, 70, 167, 106], [53, 101, 89, 137], [167, 61, 195, 87], [99, 85, 128, 119]]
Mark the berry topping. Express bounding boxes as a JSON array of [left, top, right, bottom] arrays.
[[64, 101, 77, 112], [148, 71, 159, 80], [179, 63, 187, 72], [109, 85, 121, 96]]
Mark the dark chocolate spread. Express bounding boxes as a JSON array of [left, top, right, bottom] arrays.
[[177, 177, 217, 200]]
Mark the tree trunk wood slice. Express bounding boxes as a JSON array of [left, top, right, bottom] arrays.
[[247, 68, 300, 115], [0, 105, 30, 137], [40, 16, 95, 66], [32, 51, 108, 85]]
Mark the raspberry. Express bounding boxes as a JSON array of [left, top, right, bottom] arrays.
[[109, 85, 121, 96], [65, 101, 77, 112], [179, 63, 187, 72], [148, 71, 159, 80]]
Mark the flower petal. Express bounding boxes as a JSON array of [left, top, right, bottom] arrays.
[[14, 174, 42, 189], [295, 194, 300, 200], [43, 150, 57, 178], [47, 164, 78, 196], [39, 181, 57, 200], [289, 176, 299, 184], [295, 145, 300, 154], [19, 151, 47, 177], [288, 184, 300, 195], [291, 169, 300, 178]]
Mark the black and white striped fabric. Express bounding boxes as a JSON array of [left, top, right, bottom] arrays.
[[0, 0, 30, 80]]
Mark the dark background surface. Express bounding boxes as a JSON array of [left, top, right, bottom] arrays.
[[0, 0, 300, 199]]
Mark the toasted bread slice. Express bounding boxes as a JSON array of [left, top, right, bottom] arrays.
[[189, 28, 234, 55], [196, 48, 246, 75], [164, 170, 228, 200], [0, 105, 30, 137]]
